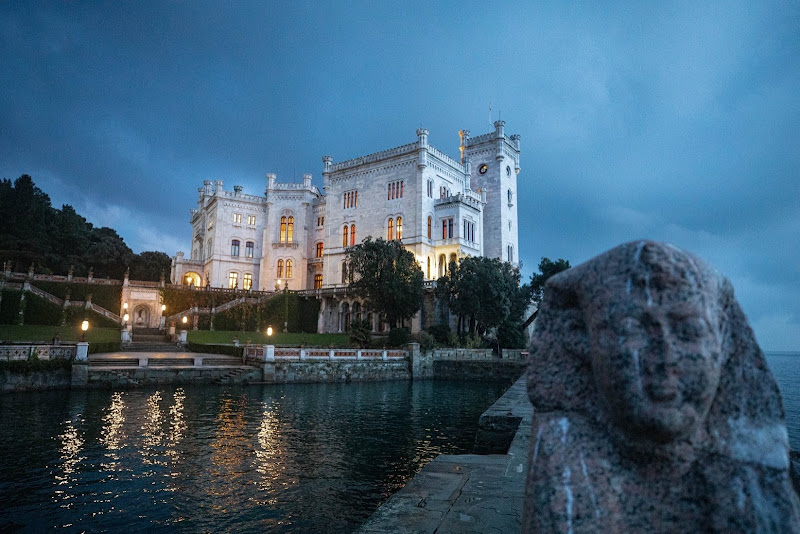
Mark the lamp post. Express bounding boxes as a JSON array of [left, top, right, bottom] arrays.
[[283, 280, 289, 333], [160, 304, 166, 331], [267, 325, 273, 337], [81, 319, 89, 341]]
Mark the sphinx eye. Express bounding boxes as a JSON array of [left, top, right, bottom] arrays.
[[621, 317, 644, 336], [673, 316, 707, 341]]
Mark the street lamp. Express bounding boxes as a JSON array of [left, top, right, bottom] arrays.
[[267, 326, 273, 337], [283, 279, 289, 333], [81, 320, 89, 341], [182, 316, 188, 325]]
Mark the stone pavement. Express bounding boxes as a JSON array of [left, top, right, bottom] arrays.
[[358, 377, 532, 533]]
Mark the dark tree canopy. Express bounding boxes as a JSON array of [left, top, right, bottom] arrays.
[[0, 174, 170, 280], [436, 256, 530, 345], [345, 237, 423, 329], [530, 257, 571, 304]]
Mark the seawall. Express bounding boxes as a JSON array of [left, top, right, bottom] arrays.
[[358, 375, 532, 532]]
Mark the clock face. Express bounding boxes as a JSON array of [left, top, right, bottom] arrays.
[[479, 164, 488, 175]]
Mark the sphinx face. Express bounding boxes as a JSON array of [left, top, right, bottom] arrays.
[[590, 290, 722, 443]]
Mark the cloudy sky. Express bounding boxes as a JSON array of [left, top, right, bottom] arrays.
[[1, 1, 798, 350]]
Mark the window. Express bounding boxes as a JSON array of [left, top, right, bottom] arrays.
[[287, 216, 294, 242], [277, 259, 284, 278], [507, 245, 514, 263], [449, 253, 457, 273], [286, 259, 293, 278], [396, 216, 402, 240], [207, 238, 213, 258], [231, 239, 240, 257], [441, 218, 453, 239], [387, 218, 394, 240], [341, 261, 347, 284], [343, 225, 349, 248], [507, 189, 513, 205], [314, 274, 323, 289], [316, 242, 324, 258], [442, 219, 447, 239], [427, 216, 432, 239], [243, 273, 252, 290], [233, 213, 242, 224], [463, 220, 475, 243], [280, 216, 287, 242], [387, 180, 404, 200], [317, 216, 324, 227], [343, 190, 358, 209], [427, 257, 431, 279], [427, 180, 433, 198], [438, 254, 446, 278], [350, 224, 356, 246], [247, 215, 256, 225], [245, 241, 254, 258], [228, 272, 238, 289]]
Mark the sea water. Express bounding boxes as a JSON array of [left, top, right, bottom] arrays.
[[765, 352, 800, 452]]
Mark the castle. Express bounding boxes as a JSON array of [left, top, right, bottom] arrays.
[[171, 121, 520, 332]]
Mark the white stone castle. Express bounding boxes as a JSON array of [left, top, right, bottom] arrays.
[[171, 121, 520, 332]]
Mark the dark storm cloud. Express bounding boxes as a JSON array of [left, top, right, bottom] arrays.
[[1, 1, 798, 349]]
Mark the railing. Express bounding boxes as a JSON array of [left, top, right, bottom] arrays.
[[87, 303, 122, 324], [244, 346, 407, 361], [0, 344, 77, 361], [26, 285, 63, 306]]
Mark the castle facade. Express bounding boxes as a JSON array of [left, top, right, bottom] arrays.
[[171, 121, 520, 331]]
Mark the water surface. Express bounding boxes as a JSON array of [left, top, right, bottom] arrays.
[[0, 381, 507, 532]]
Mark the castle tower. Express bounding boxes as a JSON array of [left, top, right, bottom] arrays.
[[465, 120, 521, 264]]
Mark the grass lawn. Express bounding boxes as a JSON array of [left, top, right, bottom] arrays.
[[187, 330, 350, 347], [0, 325, 120, 344]]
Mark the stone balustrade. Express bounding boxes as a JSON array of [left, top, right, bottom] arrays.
[[0, 344, 77, 361]]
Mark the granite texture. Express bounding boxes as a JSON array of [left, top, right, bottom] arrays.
[[525, 240, 800, 533]]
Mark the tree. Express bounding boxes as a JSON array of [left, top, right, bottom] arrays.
[[530, 257, 571, 304], [522, 257, 571, 330], [436, 256, 528, 340], [346, 237, 423, 329], [130, 251, 172, 281]]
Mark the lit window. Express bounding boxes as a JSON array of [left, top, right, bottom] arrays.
[[245, 241, 254, 258], [396, 217, 402, 240], [243, 273, 252, 290], [233, 213, 242, 224], [343, 190, 359, 209], [248, 215, 256, 225], [427, 216, 432, 239], [231, 239, 240, 257], [387, 180, 404, 200], [387, 218, 394, 240], [350, 224, 356, 246], [287, 216, 294, 242], [286, 259, 293, 278], [277, 259, 284, 278], [343, 225, 349, 248], [438, 255, 446, 278], [228, 272, 238, 289], [341, 261, 347, 284], [316, 242, 324, 258], [280, 216, 287, 242], [314, 274, 323, 289]]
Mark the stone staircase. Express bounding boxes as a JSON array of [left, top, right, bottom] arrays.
[[129, 327, 183, 352]]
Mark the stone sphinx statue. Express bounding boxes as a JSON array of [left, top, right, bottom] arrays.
[[524, 240, 800, 533]]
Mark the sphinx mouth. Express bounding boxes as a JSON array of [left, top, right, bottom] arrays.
[[646, 385, 679, 402]]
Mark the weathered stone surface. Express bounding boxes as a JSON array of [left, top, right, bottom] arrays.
[[524, 240, 800, 533]]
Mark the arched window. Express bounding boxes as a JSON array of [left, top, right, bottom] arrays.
[[350, 224, 356, 246], [343, 225, 349, 248], [280, 216, 287, 242], [427, 216, 432, 239], [243, 273, 252, 290], [396, 217, 402, 240], [277, 259, 284, 278], [507, 189, 513, 204], [287, 216, 294, 242], [426, 257, 431, 279], [387, 218, 394, 240], [314, 274, 323, 289], [228, 272, 238, 289], [449, 253, 457, 274], [286, 259, 293, 278], [316, 242, 324, 258], [341, 261, 347, 284], [245, 241, 254, 258], [231, 239, 240, 257], [438, 255, 446, 278]]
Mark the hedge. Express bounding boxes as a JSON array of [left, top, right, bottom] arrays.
[[64, 307, 120, 329], [23, 293, 63, 326], [186, 342, 243, 358], [0, 290, 22, 324], [0, 358, 72, 373], [31, 281, 122, 313], [88, 341, 122, 354]]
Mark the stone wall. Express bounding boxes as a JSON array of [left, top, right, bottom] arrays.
[[433, 360, 526, 383], [262, 360, 410, 384], [87, 367, 263, 388], [1, 369, 72, 392]]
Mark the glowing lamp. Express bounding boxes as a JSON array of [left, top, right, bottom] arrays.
[[123, 302, 128, 310], [267, 326, 273, 337], [123, 313, 129, 322], [161, 304, 166, 312], [182, 316, 188, 324], [81, 320, 89, 341]]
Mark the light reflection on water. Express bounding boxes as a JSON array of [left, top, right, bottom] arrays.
[[0, 380, 507, 532]]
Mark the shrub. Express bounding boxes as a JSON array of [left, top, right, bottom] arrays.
[[425, 323, 451, 344], [88, 341, 122, 354], [0, 358, 72, 374], [186, 342, 243, 358], [348, 318, 372, 348], [410, 331, 436, 352], [460, 332, 484, 349], [388, 327, 410, 347]]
